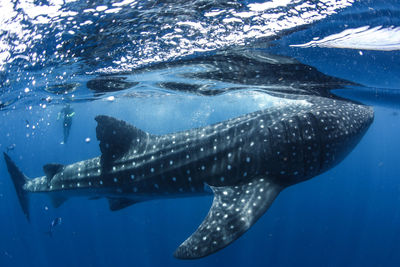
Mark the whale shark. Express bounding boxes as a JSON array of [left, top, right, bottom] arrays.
[[4, 96, 373, 259], [87, 50, 356, 98]]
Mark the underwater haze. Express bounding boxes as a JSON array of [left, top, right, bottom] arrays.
[[0, 0, 400, 266]]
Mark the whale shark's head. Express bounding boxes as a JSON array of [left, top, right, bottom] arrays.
[[260, 98, 374, 186], [313, 100, 374, 173]]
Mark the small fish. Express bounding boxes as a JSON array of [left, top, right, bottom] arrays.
[[45, 217, 62, 237], [6, 144, 16, 153]]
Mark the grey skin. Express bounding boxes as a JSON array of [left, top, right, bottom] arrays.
[[4, 96, 373, 259]]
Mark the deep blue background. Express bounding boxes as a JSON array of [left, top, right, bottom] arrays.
[[1, 92, 399, 267], [1, 1, 400, 266]]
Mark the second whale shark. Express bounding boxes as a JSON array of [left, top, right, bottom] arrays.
[[4, 96, 373, 259]]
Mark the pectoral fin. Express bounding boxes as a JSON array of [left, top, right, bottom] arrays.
[[108, 198, 138, 211], [50, 196, 67, 208], [174, 178, 282, 259]]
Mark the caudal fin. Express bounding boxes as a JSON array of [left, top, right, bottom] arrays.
[[3, 152, 30, 221]]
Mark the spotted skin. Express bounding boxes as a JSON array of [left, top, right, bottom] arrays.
[[175, 178, 282, 258], [4, 96, 373, 259]]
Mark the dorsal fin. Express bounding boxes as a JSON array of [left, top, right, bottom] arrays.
[[95, 115, 152, 167], [43, 164, 64, 180], [174, 178, 283, 259]]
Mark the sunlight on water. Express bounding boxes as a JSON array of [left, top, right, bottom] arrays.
[[0, 0, 354, 72], [292, 25, 400, 51]]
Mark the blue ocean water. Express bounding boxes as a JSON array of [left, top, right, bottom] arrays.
[[0, 0, 399, 266]]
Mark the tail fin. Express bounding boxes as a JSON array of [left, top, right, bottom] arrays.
[[3, 152, 30, 222]]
